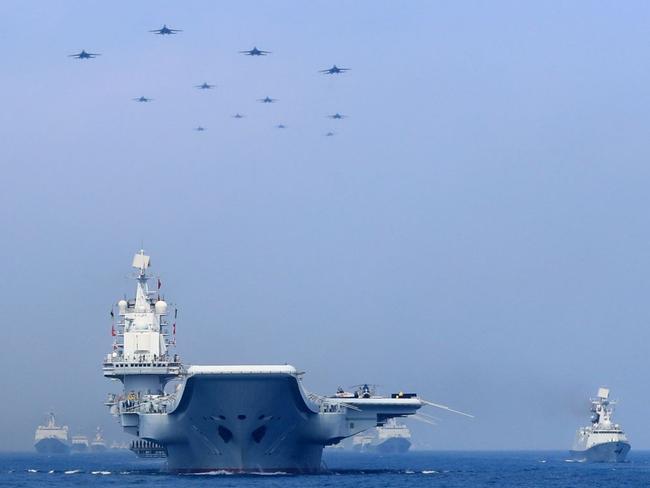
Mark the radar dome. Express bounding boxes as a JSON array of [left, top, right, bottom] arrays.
[[155, 300, 168, 316], [118, 299, 128, 315]]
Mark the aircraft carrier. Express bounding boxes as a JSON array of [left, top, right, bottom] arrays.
[[102, 251, 458, 472]]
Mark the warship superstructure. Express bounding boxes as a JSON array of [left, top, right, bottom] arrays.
[[570, 387, 630, 462], [102, 251, 449, 472], [34, 412, 70, 454]]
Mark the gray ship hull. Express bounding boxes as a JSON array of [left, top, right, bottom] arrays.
[[119, 369, 421, 472], [374, 437, 411, 454], [34, 438, 70, 455], [569, 441, 630, 463]]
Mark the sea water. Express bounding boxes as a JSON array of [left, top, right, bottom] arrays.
[[1, 450, 647, 487]]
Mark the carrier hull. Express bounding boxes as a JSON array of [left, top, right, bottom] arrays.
[[570, 441, 630, 463], [121, 368, 421, 472]]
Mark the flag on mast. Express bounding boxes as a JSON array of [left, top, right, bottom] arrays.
[[111, 324, 116, 337], [157, 277, 162, 290], [173, 322, 176, 335]]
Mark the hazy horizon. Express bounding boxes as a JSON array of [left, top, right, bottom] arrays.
[[2, 0, 650, 451]]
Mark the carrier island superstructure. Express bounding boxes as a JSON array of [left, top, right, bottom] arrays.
[[570, 387, 630, 462], [103, 251, 444, 472]]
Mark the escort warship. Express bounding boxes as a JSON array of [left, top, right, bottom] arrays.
[[569, 387, 630, 462], [71, 435, 89, 452], [34, 412, 70, 454], [90, 427, 108, 452], [352, 417, 412, 453], [103, 251, 463, 472]]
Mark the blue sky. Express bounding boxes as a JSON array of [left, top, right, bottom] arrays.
[[1, 0, 650, 450]]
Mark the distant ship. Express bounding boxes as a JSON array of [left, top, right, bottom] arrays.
[[101, 251, 436, 472], [90, 427, 108, 452], [34, 412, 70, 454], [352, 418, 411, 453], [71, 435, 89, 452], [569, 387, 630, 462]]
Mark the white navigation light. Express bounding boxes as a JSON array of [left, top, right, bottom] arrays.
[[132, 252, 150, 270], [118, 299, 128, 315], [598, 387, 610, 399]]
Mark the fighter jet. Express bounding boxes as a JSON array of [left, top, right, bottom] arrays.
[[319, 65, 350, 75], [195, 82, 215, 90], [240, 47, 271, 56], [69, 50, 100, 59], [276, 124, 287, 129], [232, 113, 245, 119], [328, 113, 347, 120], [258, 97, 277, 103], [194, 126, 206, 132], [150, 25, 182, 35], [325, 131, 336, 137], [133, 96, 153, 102]]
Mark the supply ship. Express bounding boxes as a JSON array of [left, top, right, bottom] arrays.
[[569, 387, 630, 462], [34, 412, 70, 454], [102, 251, 464, 472]]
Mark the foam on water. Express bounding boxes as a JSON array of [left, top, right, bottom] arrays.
[[182, 470, 234, 476], [250, 471, 290, 476]]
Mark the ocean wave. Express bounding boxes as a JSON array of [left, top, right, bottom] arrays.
[[27, 468, 38, 473], [92, 470, 112, 475], [64, 469, 82, 474], [250, 471, 290, 476], [182, 470, 235, 476], [422, 470, 439, 474]]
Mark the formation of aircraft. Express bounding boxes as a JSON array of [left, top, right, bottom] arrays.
[[239, 47, 271, 56], [69, 25, 349, 135], [69, 50, 100, 59], [150, 25, 182, 35]]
